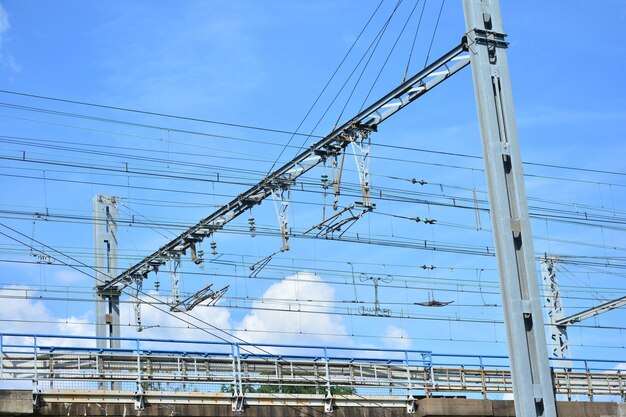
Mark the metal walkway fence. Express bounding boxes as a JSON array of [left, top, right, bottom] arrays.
[[1, 333, 624, 411]]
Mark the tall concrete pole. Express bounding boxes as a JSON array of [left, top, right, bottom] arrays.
[[93, 195, 121, 350], [462, 1, 557, 416]]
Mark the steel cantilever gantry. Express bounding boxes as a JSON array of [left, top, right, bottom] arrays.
[[101, 42, 471, 293]]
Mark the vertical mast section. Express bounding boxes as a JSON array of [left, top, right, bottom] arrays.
[[541, 257, 570, 360], [93, 195, 121, 349], [462, 1, 556, 416]]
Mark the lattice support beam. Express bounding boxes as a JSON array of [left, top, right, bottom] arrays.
[[104, 43, 470, 293]]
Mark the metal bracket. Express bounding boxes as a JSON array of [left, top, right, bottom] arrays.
[[170, 284, 229, 312], [270, 187, 291, 251], [359, 274, 393, 316], [32, 391, 42, 409], [305, 203, 373, 238], [189, 242, 204, 267], [324, 393, 334, 413], [466, 27, 508, 64], [406, 395, 416, 414], [232, 394, 245, 412], [471, 28, 508, 48], [132, 276, 143, 332], [169, 258, 181, 305], [348, 127, 374, 209], [134, 390, 145, 411], [330, 150, 344, 211]]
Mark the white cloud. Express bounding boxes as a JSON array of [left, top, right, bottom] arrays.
[[0, 286, 92, 345], [234, 272, 348, 347], [0, 274, 415, 356], [53, 270, 84, 284], [384, 325, 412, 350], [0, 3, 18, 72]]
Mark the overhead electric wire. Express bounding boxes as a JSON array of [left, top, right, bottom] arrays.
[[2, 267, 622, 302], [402, 0, 428, 82], [3, 317, 624, 351], [3, 175, 626, 261], [0, 92, 322, 140], [6, 203, 626, 263], [1, 243, 623, 304], [1, 289, 624, 338], [2, 106, 625, 187], [267, 0, 385, 173], [358, 0, 424, 110], [332, 0, 403, 128], [0, 222, 408, 412], [3, 148, 626, 233], [3, 158, 625, 235], [0, 5, 623, 362], [1, 280, 620, 312], [5, 198, 626, 258], [423, 0, 446, 66]]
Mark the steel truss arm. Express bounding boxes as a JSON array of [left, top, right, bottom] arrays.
[[556, 295, 626, 327], [170, 284, 230, 312], [104, 42, 470, 292]]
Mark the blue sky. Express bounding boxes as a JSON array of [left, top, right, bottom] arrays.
[[0, 0, 624, 377]]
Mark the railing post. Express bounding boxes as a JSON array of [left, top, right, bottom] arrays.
[[585, 360, 593, 402], [230, 344, 238, 396], [619, 369, 625, 402], [0, 334, 3, 380], [133, 338, 144, 410], [33, 335, 38, 392], [323, 347, 334, 412], [479, 356, 487, 399], [136, 338, 142, 390], [236, 345, 244, 400], [422, 352, 433, 397], [405, 351, 416, 414], [231, 344, 245, 412]]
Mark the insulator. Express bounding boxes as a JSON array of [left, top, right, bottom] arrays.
[[321, 174, 329, 188], [210, 240, 217, 255], [194, 249, 204, 265], [248, 216, 256, 237]]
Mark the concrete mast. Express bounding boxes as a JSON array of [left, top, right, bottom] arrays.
[[93, 195, 121, 350], [462, 1, 557, 415]]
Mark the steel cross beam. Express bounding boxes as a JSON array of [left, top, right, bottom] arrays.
[[557, 295, 626, 327], [462, 0, 557, 416], [102, 42, 470, 292]]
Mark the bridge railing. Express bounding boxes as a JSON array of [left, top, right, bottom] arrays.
[[0, 333, 624, 403]]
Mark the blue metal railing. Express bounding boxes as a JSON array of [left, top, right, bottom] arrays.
[[0, 332, 433, 365], [1, 332, 624, 373], [0, 332, 624, 400]]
